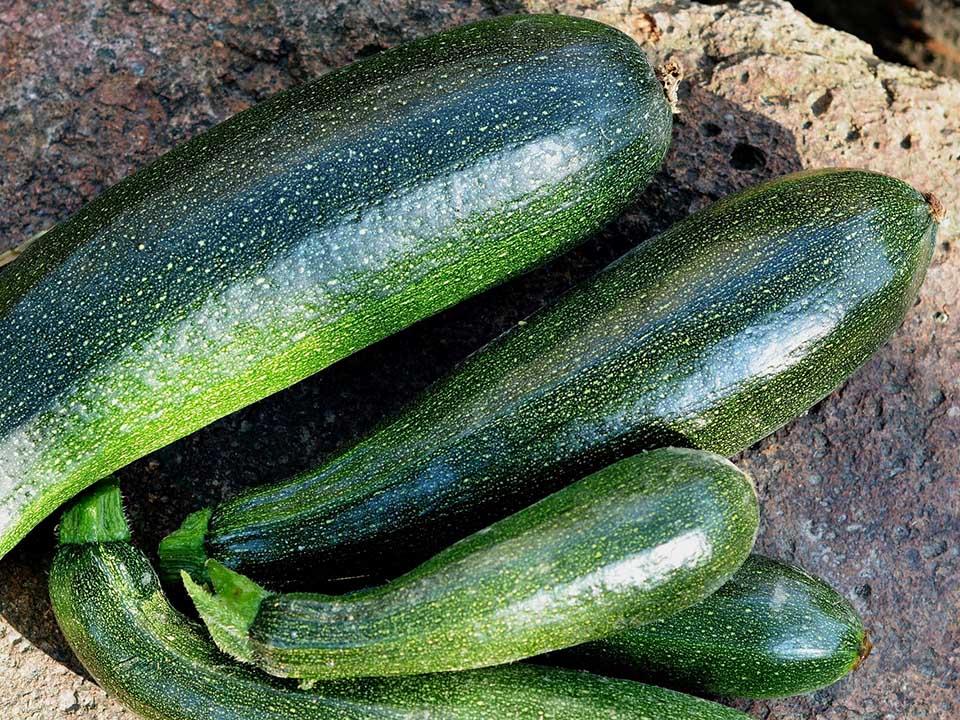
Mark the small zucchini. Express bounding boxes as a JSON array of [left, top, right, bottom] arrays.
[[49, 481, 752, 720], [561, 554, 872, 699], [183, 448, 759, 680], [161, 169, 940, 586], [0, 13, 672, 559]]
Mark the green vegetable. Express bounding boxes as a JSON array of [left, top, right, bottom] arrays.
[[49, 481, 752, 720], [161, 169, 939, 586], [184, 448, 758, 680], [562, 554, 872, 699], [0, 13, 672, 560]]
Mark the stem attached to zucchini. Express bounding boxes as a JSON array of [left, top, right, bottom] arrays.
[[181, 561, 267, 664], [158, 509, 212, 583], [58, 479, 130, 545]]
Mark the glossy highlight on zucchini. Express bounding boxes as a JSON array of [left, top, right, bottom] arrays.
[[563, 554, 871, 699], [48, 481, 752, 720], [183, 448, 758, 680], [0, 13, 672, 559], [161, 169, 939, 586]]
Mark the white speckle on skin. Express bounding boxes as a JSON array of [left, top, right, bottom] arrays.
[[769, 580, 791, 611], [0, 14, 675, 557], [0, 428, 43, 535]]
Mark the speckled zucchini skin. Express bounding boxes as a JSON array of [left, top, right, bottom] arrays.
[[0, 13, 672, 559], [49, 483, 751, 720], [563, 554, 871, 699], [163, 169, 938, 586], [184, 448, 758, 680]]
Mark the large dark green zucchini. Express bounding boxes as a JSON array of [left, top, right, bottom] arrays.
[[161, 169, 939, 586], [561, 554, 871, 699], [183, 448, 758, 680], [49, 481, 751, 720], [0, 14, 672, 560]]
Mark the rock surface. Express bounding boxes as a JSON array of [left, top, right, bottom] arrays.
[[794, 0, 960, 80], [0, 0, 957, 717]]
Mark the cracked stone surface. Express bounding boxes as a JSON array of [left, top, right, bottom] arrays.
[[0, 1, 957, 717]]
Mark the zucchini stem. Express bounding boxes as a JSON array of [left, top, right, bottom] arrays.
[[57, 479, 131, 545], [923, 193, 945, 223], [158, 508, 212, 584], [656, 58, 683, 114], [182, 560, 269, 664], [853, 629, 873, 671]]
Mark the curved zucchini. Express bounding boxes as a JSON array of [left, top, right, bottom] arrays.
[[49, 481, 751, 720], [183, 448, 758, 680], [0, 13, 672, 559], [161, 169, 939, 586], [562, 554, 871, 699]]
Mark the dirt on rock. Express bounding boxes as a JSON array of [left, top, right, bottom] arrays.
[[0, 1, 957, 717]]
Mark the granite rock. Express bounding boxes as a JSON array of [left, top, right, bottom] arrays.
[[0, 1, 957, 717]]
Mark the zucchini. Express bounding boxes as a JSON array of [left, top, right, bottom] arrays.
[[161, 169, 939, 586], [49, 481, 751, 720], [0, 13, 672, 559], [562, 554, 871, 699], [183, 448, 758, 680]]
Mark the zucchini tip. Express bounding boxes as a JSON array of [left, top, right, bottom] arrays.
[[923, 192, 945, 223], [853, 629, 873, 671]]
